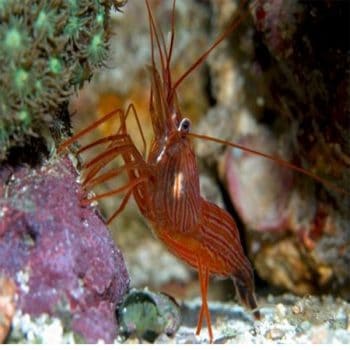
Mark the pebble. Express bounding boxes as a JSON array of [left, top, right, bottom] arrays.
[[292, 303, 303, 315], [275, 303, 287, 318], [265, 328, 285, 341]]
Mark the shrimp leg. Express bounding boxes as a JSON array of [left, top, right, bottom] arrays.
[[196, 259, 213, 342], [82, 176, 147, 205], [58, 103, 146, 156], [82, 143, 135, 186], [106, 189, 133, 224], [84, 162, 139, 189], [81, 134, 145, 188], [77, 134, 129, 155]]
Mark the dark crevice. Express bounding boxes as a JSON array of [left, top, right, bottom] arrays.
[[3, 135, 49, 167]]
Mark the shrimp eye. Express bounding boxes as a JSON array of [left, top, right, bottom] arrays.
[[178, 118, 191, 133]]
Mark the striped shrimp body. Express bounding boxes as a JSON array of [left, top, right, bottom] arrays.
[[56, 0, 285, 342], [143, 92, 259, 341], [59, 0, 346, 343], [142, 3, 260, 336]]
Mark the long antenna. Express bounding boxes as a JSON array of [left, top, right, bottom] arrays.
[[169, 0, 254, 102], [145, 0, 166, 76], [188, 132, 349, 196], [166, 0, 177, 85]]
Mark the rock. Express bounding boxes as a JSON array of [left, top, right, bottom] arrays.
[[0, 156, 129, 343], [0, 275, 16, 343], [141, 294, 350, 344], [117, 288, 181, 343], [265, 328, 285, 341]]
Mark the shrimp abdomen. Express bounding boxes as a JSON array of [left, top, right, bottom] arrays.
[[199, 200, 260, 318]]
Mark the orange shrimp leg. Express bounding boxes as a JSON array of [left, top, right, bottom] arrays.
[[196, 259, 213, 342], [58, 108, 124, 153], [82, 176, 147, 205], [82, 143, 135, 186], [106, 188, 133, 224], [77, 133, 144, 189], [84, 162, 139, 189], [82, 138, 133, 170], [58, 103, 146, 157], [77, 134, 130, 156]]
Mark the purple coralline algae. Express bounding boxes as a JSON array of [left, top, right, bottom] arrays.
[[0, 156, 129, 343]]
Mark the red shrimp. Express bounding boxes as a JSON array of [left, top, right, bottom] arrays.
[[58, 0, 348, 342]]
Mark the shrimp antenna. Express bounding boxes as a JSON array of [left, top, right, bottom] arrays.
[[169, 0, 254, 102], [166, 0, 177, 85], [145, 0, 166, 77], [146, 0, 174, 89], [188, 132, 350, 196]]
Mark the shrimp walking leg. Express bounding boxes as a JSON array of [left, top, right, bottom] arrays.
[[80, 134, 146, 189], [58, 103, 146, 156], [82, 143, 135, 186], [77, 134, 130, 155], [84, 162, 139, 189], [82, 177, 148, 205], [196, 259, 213, 342], [106, 189, 133, 224]]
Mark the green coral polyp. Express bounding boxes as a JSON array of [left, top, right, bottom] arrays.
[[0, 0, 127, 161], [64, 17, 82, 39], [49, 58, 63, 75], [34, 9, 57, 36], [34, 80, 43, 93], [66, 0, 79, 13], [87, 32, 107, 65], [17, 110, 31, 126], [5, 28, 23, 53], [14, 69, 29, 91], [96, 12, 105, 26]]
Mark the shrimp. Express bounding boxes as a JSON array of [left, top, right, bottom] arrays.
[[58, 0, 348, 342]]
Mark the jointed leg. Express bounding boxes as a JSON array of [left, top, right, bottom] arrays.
[[106, 188, 133, 224], [196, 260, 204, 335], [77, 134, 129, 155], [123, 103, 147, 158], [80, 134, 135, 186], [81, 176, 148, 205], [196, 259, 212, 342], [84, 162, 139, 190], [83, 143, 133, 170], [58, 103, 147, 157], [82, 144, 134, 186], [58, 108, 125, 153]]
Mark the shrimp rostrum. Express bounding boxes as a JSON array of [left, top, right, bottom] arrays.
[[59, 0, 262, 343]]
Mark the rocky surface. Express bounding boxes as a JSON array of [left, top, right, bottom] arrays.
[[0, 275, 16, 343], [0, 156, 129, 343], [154, 294, 350, 344]]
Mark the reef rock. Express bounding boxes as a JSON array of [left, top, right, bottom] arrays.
[[0, 156, 129, 343]]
